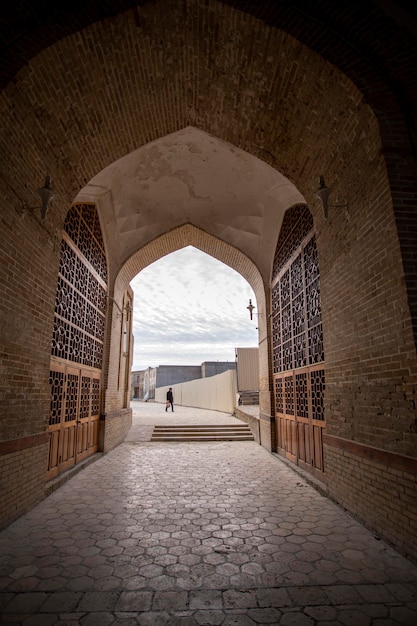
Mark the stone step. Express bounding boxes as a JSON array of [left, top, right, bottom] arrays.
[[238, 391, 259, 405], [151, 424, 254, 442], [154, 425, 251, 430]]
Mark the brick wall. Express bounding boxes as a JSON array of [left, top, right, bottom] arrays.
[[320, 163, 417, 459], [0, 172, 65, 531], [0, 208, 59, 441], [0, 442, 49, 530], [102, 410, 132, 454], [325, 443, 417, 562]]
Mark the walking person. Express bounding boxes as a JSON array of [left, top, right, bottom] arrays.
[[166, 387, 174, 412]]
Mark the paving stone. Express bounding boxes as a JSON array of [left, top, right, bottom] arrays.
[[112, 618, 140, 626], [324, 585, 363, 605], [337, 608, 372, 626], [256, 587, 293, 608], [39, 591, 82, 613], [36, 576, 66, 592], [116, 590, 153, 611], [355, 584, 396, 603], [3, 592, 48, 613], [79, 612, 115, 625], [194, 609, 226, 624], [189, 589, 223, 610], [1, 403, 417, 625], [222, 614, 257, 625], [287, 585, 328, 606], [59, 614, 86, 624], [247, 606, 282, 623], [389, 605, 417, 624], [362, 603, 389, 618], [136, 611, 170, 625], [67, 576, 95, 592], [304, 604, 337, 620], [152, 591, 189, 611], [280, 610, 315, 625], [386, 582, 417, 602], [21, 615, 58, 625], [77, 591, 120, 611], [167, 616, 199, 626], [223, 589, 258, 609]]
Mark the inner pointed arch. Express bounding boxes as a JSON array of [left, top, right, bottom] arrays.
[[116, 224, 265, 310]]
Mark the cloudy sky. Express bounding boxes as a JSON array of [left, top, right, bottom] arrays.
[[130, 246, 258, 371]]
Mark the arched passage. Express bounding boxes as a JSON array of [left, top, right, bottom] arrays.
[[74, 127, 306, 453], [1, 0, 416, 559], [105, 223, 275, 450]]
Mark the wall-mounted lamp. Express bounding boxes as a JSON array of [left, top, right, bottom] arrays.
[[247, 299, 255, 320], [107, 296, 132, 320], [37, 175, 54, 221], [315, 175, 347, 219], [25, 175, 54, 221]]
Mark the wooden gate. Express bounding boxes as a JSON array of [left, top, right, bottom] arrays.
[[47, 363, 100, 479], [271, 206, 326, 479], [274, 365, 325, 478], [47, 203, 107, 480]]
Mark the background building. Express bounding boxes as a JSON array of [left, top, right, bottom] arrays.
[[131, 361, 237, 400]]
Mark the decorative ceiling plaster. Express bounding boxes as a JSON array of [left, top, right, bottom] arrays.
[[76, 126, 305, 282]]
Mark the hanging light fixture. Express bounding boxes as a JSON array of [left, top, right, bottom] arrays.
[[247, 299, 255, 320], [36, 175, 54, 221], [315, 175, 347, 219], [315, 176, 332, 218]]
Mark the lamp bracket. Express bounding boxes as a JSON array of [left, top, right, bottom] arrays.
[[24, 175, 54, 221], [315, 175, 347, 218]]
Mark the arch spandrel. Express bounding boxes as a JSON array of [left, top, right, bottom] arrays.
[[76, 127, 306, 287]]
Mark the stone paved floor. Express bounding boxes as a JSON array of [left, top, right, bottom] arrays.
[[1, 401, 417, 625]]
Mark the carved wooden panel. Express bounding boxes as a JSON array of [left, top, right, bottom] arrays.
[[48, 204, 106, 479], [272, 205, 325, 478]]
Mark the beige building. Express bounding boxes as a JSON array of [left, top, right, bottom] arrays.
[[1, 2, 416, 562]]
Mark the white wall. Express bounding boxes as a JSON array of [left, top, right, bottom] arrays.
[[155, 369, 238, 413], [236, 347, 259, 391]]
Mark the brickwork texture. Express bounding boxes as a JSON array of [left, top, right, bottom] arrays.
[[0, 1, 416, 558]]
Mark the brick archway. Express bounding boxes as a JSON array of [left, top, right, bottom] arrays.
[[105, 223, 274, 449], [107, 224, 271, 442]]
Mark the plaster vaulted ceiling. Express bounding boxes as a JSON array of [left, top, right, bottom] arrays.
[[77, 126, 305, 281]]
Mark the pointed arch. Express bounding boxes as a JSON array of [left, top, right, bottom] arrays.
[[104, 224, 274, 448], [116, 224, 265, 299]]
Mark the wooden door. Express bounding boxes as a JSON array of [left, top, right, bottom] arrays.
[[47, 203, 107, 480], [47, 363, 100, 479], [76, 371, 100, 462], [271, 210, 326, 480], [274, 366, 325, 479]]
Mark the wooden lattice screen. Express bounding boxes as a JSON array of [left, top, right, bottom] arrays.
[[48, 204, 107, 479], [272, 205, 326, 477]]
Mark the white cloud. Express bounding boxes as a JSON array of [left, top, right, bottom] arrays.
[[130, 246, 258, 370]]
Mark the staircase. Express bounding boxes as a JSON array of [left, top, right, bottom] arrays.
[[238, 391, 259, 405], [151, 423, 254, 442]]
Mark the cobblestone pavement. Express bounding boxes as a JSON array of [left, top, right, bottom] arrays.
[[1, 402, 417, 625]]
